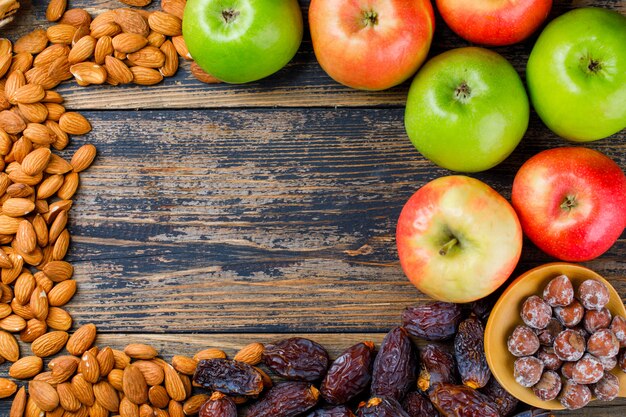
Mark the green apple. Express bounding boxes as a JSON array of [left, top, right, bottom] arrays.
[[405, 47, 529, 173], [527, 7, 626, 142], [183, 0, 303, 84]]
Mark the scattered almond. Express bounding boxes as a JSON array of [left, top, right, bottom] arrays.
[[233, 342, 264, 365], [46, 0, 67, 22], [9, 355, 43, 379], [66, 323, 96, 356], [31, 330, 68, 357]]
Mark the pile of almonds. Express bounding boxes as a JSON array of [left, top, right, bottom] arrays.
[[22, 0, 220, 87]]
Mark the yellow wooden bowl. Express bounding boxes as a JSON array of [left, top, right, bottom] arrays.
[[485, 262, 626, 410]]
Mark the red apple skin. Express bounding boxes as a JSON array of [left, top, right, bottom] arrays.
[[512, 147, 626, 262], [309, 0, 435, 91], [436, 0, 552, 46]]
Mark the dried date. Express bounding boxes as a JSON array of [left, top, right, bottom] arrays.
[[306, 406, 356, 417], [357, 397, 410, 417], [321, 341, 375, 404], [417, 344, 457, 393], [429, 383, 499, 417], [402, 302, 463, 341], [454, 317, 490, 389], [245, 382, 320, 417], [193, 358, 263, 396], [371, 327, 417, 401], [263, 337, 329, 382], [481, 377, 518, 417], [199, 392, 237, 417], [402, 391, 441, 417]]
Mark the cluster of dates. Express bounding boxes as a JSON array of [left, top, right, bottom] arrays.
[[190, 300, 547, 417], [508, 275, 626, 410]]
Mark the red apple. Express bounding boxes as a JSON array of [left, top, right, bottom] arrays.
[[309, 0, 435, 91], [396, 176, 523, 303], [436, 0, 552, 46], [512, 147, 626, 262]]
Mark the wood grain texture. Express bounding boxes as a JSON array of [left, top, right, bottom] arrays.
[[0, 0, 622, 109]]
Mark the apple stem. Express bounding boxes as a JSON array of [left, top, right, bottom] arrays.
[[361, 10, 378, 28], [560, 195, 577, 211], [221, 9, 240, 23], [439, 238, 458, 256]]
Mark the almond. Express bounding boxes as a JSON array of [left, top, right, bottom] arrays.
[[8, 167, 43, 186], [0, 214, 22, 234], [37, 174, 64, 199], [25, 397, 44, 416], [0, 303, 10, 319], [46, 306, 72, 330], [70, 62, 107, 85], [0, 378, 17, 398], [193, 348, 226, 361], [45, 102, 65, 121], [70, 144, 97, 172], [7, 183, 34, 198], [96, 346, 114, 377], [59, 111, 91, 135], [48, 209, 68, 244], [71, 373, 95, 406], [1, 252, 23, 283], [0, 54, 12, 79], [68, 35, 96, 64], [233, 342, 264, 365], [9, 83, 45, 105], [121, 0, 153, 6], [49, 355, 79, 382], [17, 102, 48, 123], [93, 381, 119, 412], [9, 52, 33, 74], [90, 22, 121, 39], [159, 39, 178, 77], [45, 154, 73, 174], [123, 364, 149, 404], [148, 11, 182, 36], [3, 312, 29, 330], [107, 369, 124, 391], [171, 355, 197, 375], [163, 364, 186, 402], [79, 351, 100, 383], [130, 66, 162, 85], [9, 386, 26, 416], [3, 197, 35, 217], [127, 46, 165, 68], [104, 55, 133, 85], [114, 9, 150, 37], [14, 271, 35, 304], [0, 109, 26, 134], [134, 360, 164, 386], [60, 9, 92, 28], [125, 343, 158, 360], [57, 172, 79, 200], [162, 0, 186, 20], [30, 286, 49, 321], [112, 32, 148, 54], [34, 44, 70, 67], [48, 279, 76, 306], [47, 24, 77, 44], [19, 319, 47, 343], [71, 24, 91, 46], [43, 260, 74, 282], [23, 122, 56, 145], [0, 247, 11, 269], [147, 31, 166, 48], [9, 355, 43, 379], [52, 229, 70, 261], [25, 66, 60, 90], [29, 380, 59, 411], [67, 323, 97, 356], [94, 36, 113, 65], [183, 394, 210, 415], [34, 271, 52, 292], [14, 30, 49, 55], [32, 214, 49, 247], [46, 0, 67, 22], [22, 147, 51, 176], [191, 62, 221, 84], [31, 330, 68, 357], [119, 396, 140, 417], [57, 382, 81, 412], [0, 330, 19, 361], [15, 220, 37, 253], [90, 402, 109, 417]]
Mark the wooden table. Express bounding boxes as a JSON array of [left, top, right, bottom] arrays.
[[1, 0, 624, 415]]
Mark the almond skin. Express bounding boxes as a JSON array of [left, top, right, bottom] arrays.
[[163, 363, 186, 401], [43, 260, 74, 282], [93, 380, 119, 412], [59, 111, 91, 135], [29, 380, 59, 411], [172, 355, 197, 375], [66, 323, 97, 356], [47, 279, 76, 306], [9, 386, 27, 416], [31, 330, 68, 357], [123, 363, 149, 404], [70, 144, 97, 172], [46, 0, 67, 22], [233, 342, 264, 365], [71, 373, 95, 406], [125, 343, 158, 360], [9, 355, 43, 379], [0, 330, 19, 361], [79, 350, 101, 383], [0, 378, 17, 398]]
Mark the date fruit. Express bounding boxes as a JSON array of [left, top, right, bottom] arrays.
[[402, 302, 463, 341], [429, 383, 499, 417], [371, 327, 417, 401], [357, 397, 410, 417], [321, 342, 375, 404], [418, 344, 457, 393], [402, 391, 441, 417], [481, 377, 518, 417], [306, 406, 356, 417], [454, 317, 490, 389], [194, 358, 263, 396], [246, 382, 320, 417], [263, 337, 329, 382], [199, 392, 237, 417]]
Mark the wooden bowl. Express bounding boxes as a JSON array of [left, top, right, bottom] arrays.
[[485, 262, 626, 410]]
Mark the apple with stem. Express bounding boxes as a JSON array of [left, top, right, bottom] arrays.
[[309, 0, 435, 91], [512, 147, 626, 262], [396, 176, 523, 303]]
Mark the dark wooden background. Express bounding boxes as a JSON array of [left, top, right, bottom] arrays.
[[0, 0, 625, 415]]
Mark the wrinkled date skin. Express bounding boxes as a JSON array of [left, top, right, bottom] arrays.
[[357, 397, 410, 417], [246, 382, 320, 417], [371, 327, 417, 401], [263, 337, 330, 382], [454, 317, 491, 389], [403, 391, 441, 417], [321, 341, 376, 404], [402, 302, 463, 341], [429, 384, 500, 417], [193, 358, 263, 396], [418, 344, 457, 393], [199, 392, 237, 417], [481, 377, 518, 417], [306, 406, 356, 417]]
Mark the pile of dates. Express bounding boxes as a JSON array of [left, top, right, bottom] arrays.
[[508, 275, 626, 410], [191, 299, 554, 417]]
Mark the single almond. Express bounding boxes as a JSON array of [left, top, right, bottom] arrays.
[[0, 214, 22, 234], [31, 330, 68, 357], [123, 363, 149, 404], [193, 348, 226, 361], [22, 147, 51, 176], [159, 39, 178, 77], [163, 363, 186, 402], [70, 62, 107, 85], [17, 102, 49, 123], [0, 330, 19, 361], [90, 21, 122, 39], [9, 355, 43, 379], [148, 11, 182, 37], [48, 209, 68, 244], [32, 215, 49, 247], [10, 83, 45, 104], [37, 174, 64, 199], [3, 310, 30, 329], [96, 346, 114, 377], [147, 31, 166, 48], [171, 36, 191, 60], [79, 351, 100, 383], [14, 272, 35, 304], [67, 323, 97, 356], [47, 279, 76, 306], [15, 220, 37, 253], [183, 394, 210, 415], [72, 24, 91, 46], [233, 342, 264, 365], [130, 66, 163, 85], [0, 109, 26, 134], [70, 144, 97, 172], [45, 102, 65, 121], [29, 380, 59, 411], [59, 111, 91, 135], [171, 355, 197, 375], [43, 260, 74, 282], [34, 44, 70, 67], [127, 46, 165, 68], [191, 62, 221, 84], [45, 154, 73, 175], [104, 55, 133, 85], [3, 197, 35, 217], [112, 32, 148, 54], [5, 68, 27, 99], [93, 380, 119, 412], [30, 286, 49, 321], [9, 386, 26, 416], [68, 35, 96, 64], [94, 36, 113, 65], [9, 52, 33, 75], [114, 8, 150, 37], [125, 343, 158, 360], [107, 368, 124, 391], [19, 318, 47, 343], [15, 30, 49, 54], [120, 0, 153, 7], [52, 228, 70, 260], [1, 252, 24, 284], [162, 0, 186, 20], [49, 355, 79, 383], [60, 9, 92, 28], [71, 373, 95, 406], [46, 0, 67, 22], [46, 306, 72, 330], [134, 360, 164, 386], [119, 396, 140, 417], [0, 378, 17, 398], [7, 183, 34, 198], [47, 24, 77, 44], [57, 382, 81, 412], [57, 172, 79, 200], [23, 122, 56, 145]]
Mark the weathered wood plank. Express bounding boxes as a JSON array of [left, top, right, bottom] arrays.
[[31, 108, 623, 333], [0, 333, 624, 416], [0, 0, 623, 109]]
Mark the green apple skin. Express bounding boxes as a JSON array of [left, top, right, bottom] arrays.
[[405, 47, 529, 173], [527, 8, 626, 142], [183, 0, 303, 84]]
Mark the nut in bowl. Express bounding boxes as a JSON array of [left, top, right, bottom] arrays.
[[485, 263, 626, 410]]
